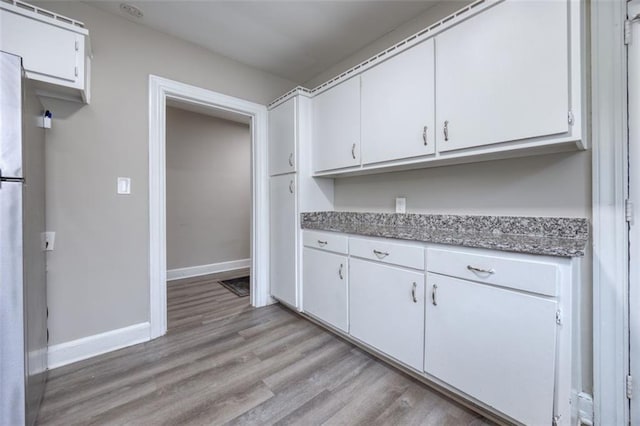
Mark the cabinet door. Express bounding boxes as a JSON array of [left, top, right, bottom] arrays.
[[269, 97, 296, 176], [269, 174, 297, 307], [312, 77, 361, 172], [302, 248, 348, 332], [435, 1, 569, 152], [0, 10, 79, 83], [349, 258, 424, 370], [425, 273, 557, 425], [361, 39, 435, 164]]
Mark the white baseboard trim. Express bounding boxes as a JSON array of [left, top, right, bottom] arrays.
[[47, 322, 151, 369], [167, 258, 251, 281]]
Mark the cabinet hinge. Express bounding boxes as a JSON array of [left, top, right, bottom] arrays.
[[626, 20, 632, 45], [628, 375, 633, 399], [567, 111, 574, 125], [626, 199, 634, 223], [75, 40, 79, 51], [555, 310, 562, 325]]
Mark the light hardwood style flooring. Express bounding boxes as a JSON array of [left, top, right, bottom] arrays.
[[36, 270, 491, 425]]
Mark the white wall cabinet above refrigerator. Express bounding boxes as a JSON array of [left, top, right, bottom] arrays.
[[0, 1, 92, 103]]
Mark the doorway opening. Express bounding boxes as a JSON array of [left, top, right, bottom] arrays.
[[164, 102, 252, 330], [148, 75, 271, 339]]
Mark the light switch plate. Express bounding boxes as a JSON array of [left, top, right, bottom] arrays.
[[117, 177, 131, 195], [395, 197, 406, 214]]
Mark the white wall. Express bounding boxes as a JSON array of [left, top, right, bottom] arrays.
[[166, 107, 250, 270], [35, 1, 295, 346], [334, 152, 591, 218]]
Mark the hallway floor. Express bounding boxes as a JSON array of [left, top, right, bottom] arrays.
[[36, 270, 491, 425]]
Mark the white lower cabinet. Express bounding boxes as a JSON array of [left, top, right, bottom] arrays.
[[269, 174, 297, 307], [349, 258, 425, 371], [425, 272, 558, 425], [299, 233, 575, 424], [302, 248, 348, 332]]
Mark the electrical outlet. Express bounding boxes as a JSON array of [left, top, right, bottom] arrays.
[[117, 177, 131, 195], [395, 197, 407, 214], [42, 232, 55, 251]]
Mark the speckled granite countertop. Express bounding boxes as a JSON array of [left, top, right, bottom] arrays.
[[301, 212, 589, 257]]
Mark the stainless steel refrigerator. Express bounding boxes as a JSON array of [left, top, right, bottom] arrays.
[[0, 51, 48, 426]]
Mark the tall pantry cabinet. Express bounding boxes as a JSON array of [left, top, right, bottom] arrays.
[[268, 92, 334, 308]]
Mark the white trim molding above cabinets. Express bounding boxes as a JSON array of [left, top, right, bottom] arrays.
[[270, 0, 587, 178], [0, 0, 92, 103]]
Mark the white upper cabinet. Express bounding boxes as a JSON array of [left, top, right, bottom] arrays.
[[361, 39, 435, 164], [0, 2, 91, 103], [269, 97, 297, 176], [312, 77, 361, 172], [435, 1, 569, 152]]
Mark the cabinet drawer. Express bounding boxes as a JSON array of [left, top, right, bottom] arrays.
[[427, 247, 558, 297], [303, 230, 348, 254], [350, 237, 424, 270]]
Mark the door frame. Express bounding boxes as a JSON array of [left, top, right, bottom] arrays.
[[148, 75, 271, 339], [629, 1, 640, 423], [591, 1, 630, 424]]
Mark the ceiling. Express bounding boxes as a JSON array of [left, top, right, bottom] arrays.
[[87, 1, 441, 84]]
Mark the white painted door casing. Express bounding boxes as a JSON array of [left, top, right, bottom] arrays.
[[425, 273, 558, 426], [349, 258, 425, 371], [302, 248, 348, 332], [269, 174, 297, 307], [312, 77, 361, 172], [435, 1, 569, 152], [629, 1, 640, 423], [269, 97, 296, 176], [361, 38, 436, 164]]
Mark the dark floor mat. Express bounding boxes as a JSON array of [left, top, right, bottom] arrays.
[[220, 276, 250, 297]]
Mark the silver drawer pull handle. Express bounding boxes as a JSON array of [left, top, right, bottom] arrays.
[[288, 153, 294, 167], [443, 120, 449, 141], [338, 264, 344, 280], [317, 240, 328, 247], [432, 284, 438, 306], [373, 249, 389, 259], [411, 282, 418, 303], [351, 143, 357, 159], [422, 125, 428, 146], [467, 265, 495, 275], [289, 180, 294, 194]]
